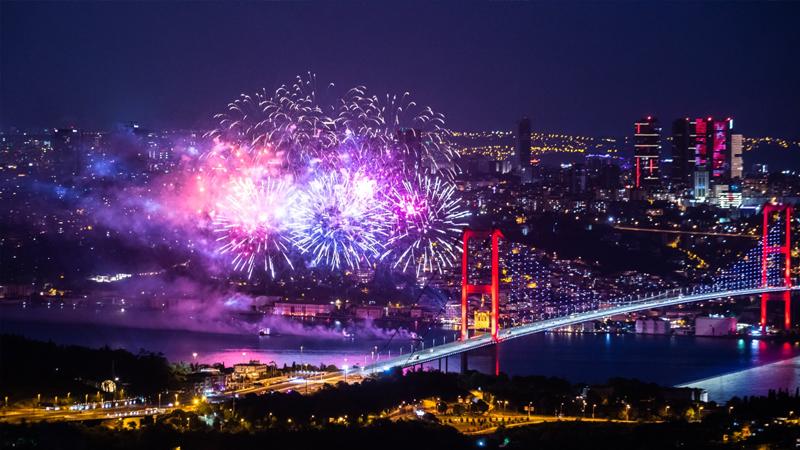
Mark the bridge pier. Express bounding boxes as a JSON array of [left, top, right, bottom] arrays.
[[760, 203, 793, 332], [461, 228, 504, 342], [763, 291, 793, 331], [786, 291, 792, 331], [460, 353, 468, 373]]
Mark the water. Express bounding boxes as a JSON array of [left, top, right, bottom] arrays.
[[678, 354, 800, 401], [3, 305, 800, 401]]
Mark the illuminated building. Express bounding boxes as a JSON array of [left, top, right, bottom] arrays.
[[474, 310, 491, 330], [731, 134, 743, 179], [693, 171, 709, 201], [672, 117, 736, 199], [704, 118, 734, 181], [272, 302, 333, 317], [633, 116, 661, 189], [686, 117, 734, 181]]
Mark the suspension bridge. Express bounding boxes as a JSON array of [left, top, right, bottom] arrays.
[[363, 203, 796, 374]]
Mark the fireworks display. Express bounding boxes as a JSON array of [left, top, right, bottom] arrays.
[[289, 169, 387, 271], [383, 175, 470, 276], [189, 75, 469, 278], [212, 177, 294, 279]]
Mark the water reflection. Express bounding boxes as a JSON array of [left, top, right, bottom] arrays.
[[4, 308, 800, 401], [680, 356, 800, 401]]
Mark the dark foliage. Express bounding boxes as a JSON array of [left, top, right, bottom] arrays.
[[0, 334, 177, 398]]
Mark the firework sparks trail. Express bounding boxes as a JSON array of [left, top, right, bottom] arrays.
[[196, 74, 465, 276], [209, 74, 459, 179], [288, 169, 390, 271], [213, 177, 295, 279], [383, 174, 470, 276]]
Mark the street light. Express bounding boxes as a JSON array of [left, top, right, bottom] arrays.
[[300, 346, 304, 376], [592, 403, 596, 419]]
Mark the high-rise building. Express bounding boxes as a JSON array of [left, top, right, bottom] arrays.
[[633, 116, 661, 189], [671, 117, 736, 195], [731, 133, 743, 179], [516, 117, 532, 184], [707, 118, 733, 181], [691, 117, 734, 181], [670, 118, 694, 186], [693, 170, 709, 201]]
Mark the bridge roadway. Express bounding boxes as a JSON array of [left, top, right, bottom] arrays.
[[363, 286, 799, 373]]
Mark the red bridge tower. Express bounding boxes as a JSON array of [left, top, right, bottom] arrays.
[[761, 203, 793, 331], [461, 228, 503, 342]]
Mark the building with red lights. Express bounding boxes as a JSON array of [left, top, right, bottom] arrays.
[[633, 116, 661, 189], [670, 117, 738, 200]]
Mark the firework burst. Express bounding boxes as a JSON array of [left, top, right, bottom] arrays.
[[289, 169, 389, 270], [383, 175, 470, 276], [207, 74, 338, 171], [209, 74, 458, 179], [213, 177, 294, 279], [200, 74, 465, 277]]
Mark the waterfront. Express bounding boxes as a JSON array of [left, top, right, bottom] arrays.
[[3, 306, 800, 401]]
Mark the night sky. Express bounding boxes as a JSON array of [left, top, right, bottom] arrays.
[[2, 1, 799, 138]]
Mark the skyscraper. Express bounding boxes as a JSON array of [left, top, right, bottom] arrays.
[[516, 117, 532, 184], [730, 133, 743, 180], [671, 117, 736, 193], [670, 118, 694, 186], [707, 118, 733, 181], [633, 116, 661, 189]]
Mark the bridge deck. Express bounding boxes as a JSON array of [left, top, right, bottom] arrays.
[[363, 286, 798, 373]]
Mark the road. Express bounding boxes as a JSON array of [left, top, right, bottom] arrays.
[[0, 371, 364, 424], [443, 413, 637, 435], [0, 404, 191, 424]]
